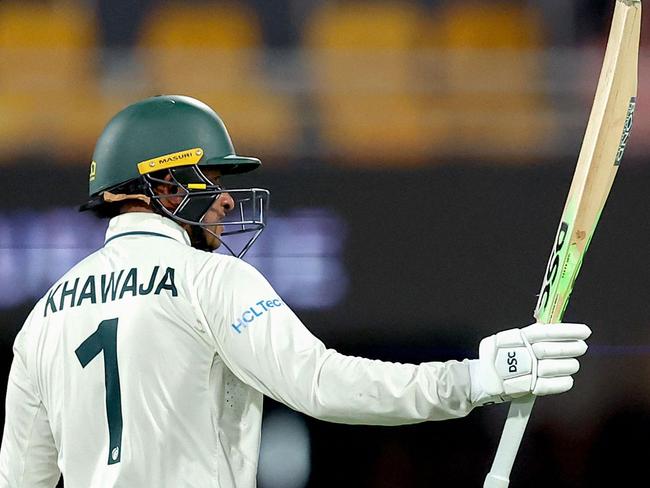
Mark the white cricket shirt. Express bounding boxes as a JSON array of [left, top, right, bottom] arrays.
[[0, 212, 476, 487]]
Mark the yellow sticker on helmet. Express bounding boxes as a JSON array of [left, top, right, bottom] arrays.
[[137, 148, 204, 175], [89, 161, 97, 181]]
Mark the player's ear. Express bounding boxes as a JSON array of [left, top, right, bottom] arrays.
[[157, 173, 173, 193], [154, 172, 184, 209]]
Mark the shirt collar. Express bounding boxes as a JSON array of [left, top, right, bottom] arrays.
[[104, 212, 192, 246]]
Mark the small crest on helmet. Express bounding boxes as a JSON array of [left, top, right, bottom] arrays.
[[89, 161, 97, 182]]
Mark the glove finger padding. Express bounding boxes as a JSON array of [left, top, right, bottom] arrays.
[[532, 341, 588, 359], [522, 322, 591, 342], [537, 358, 580, 377], [533, 376, 574, 396]]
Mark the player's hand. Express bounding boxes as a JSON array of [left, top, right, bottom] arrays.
[[471, 322, 591, 405]]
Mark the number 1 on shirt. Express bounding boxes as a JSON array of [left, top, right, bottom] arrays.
[[75, 318, 123, 465]]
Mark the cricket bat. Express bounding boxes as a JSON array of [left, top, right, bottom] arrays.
[[483, 1, 642, 487]]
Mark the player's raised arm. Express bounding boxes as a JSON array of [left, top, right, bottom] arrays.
[[197, 255, 472, 424], [196, 256, 590, 424]]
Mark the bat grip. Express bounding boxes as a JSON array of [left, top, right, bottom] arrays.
[[483, 396, 536, 488]]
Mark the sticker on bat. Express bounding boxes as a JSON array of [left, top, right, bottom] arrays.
[[615, 97, 636, 166]]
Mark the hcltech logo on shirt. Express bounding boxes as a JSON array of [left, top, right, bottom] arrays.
[[44, 266, 178, 316], [231, 299, 283, 334]]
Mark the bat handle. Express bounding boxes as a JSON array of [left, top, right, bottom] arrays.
[[483, 396, 536, 488]]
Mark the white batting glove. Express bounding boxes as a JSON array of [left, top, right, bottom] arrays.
[[470, 322, 591, 406]]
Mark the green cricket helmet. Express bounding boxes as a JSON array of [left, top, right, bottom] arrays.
[[82, 95, 269, 257]]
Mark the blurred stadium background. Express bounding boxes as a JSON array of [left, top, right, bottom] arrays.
[[1, 0, 650, 486]]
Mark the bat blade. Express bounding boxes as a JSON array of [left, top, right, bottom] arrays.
[[535, 2, 640, 325], [484, 2, 641, 487]]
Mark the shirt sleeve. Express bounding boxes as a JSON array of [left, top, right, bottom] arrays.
[[196, 257, 476, 425], [0, 318, 60, 487]]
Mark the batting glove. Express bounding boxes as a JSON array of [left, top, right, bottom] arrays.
[[470, 322, 591, 405]]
